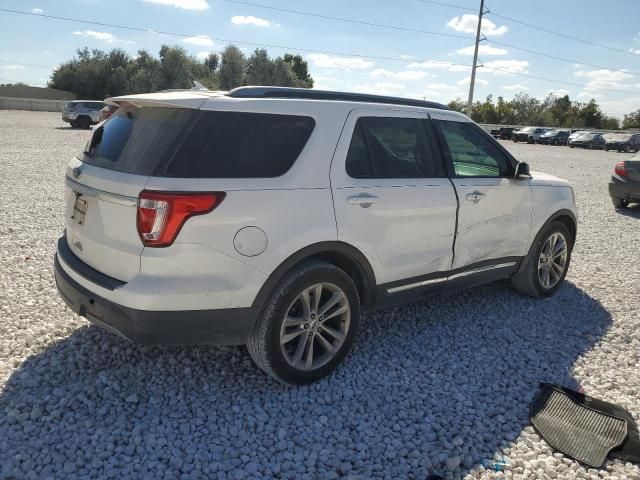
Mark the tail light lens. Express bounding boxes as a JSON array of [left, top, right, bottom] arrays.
[[614, 162, 627, 177], [137, 191, 225, 247]]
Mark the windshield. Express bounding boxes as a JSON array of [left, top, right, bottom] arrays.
[[518, 127, 535, 133]]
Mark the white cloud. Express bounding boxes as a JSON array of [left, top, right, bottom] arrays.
[[400, 54, 415, 60], [455, 44, 508, 56], [629, 48, 640, 55], [196, 51, 216, 60], [408, 60, 469, 72], [31, 8, 43, 14], [574, 69, 635, 91], [456, 76, 488, 86], [483, 59, 529, 75], [447, 15, 508, 37], [502, 84, 529, 92], [72, 30, 117, 43], [142, 0, 209, 10], [423, 82, 458, 92], [354, 82, 406, 95], [546, 88, 570, 97], [231, 15, 274, 27], [307, 53, 374, 70], [370, 68, 428, 80], [182, 35, 214, 47], [1, 65, 25, 71]]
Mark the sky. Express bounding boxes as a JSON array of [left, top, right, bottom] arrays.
[[1, 0, 639, 118]]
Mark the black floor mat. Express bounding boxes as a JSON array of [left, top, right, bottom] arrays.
[[530, 384, 628, 468]]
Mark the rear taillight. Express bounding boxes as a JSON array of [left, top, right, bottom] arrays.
[[137, 191, 225, 247], [614, 162, 627, 177]]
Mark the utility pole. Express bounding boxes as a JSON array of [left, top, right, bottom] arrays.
[[466, 0, 485, 114]]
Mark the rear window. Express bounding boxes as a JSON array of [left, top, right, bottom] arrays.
[[81, 108, 315, 178]]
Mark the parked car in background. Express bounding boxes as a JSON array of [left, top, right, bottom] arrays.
[[99, 104, 118, 122], [62, 100, 106, 129], [604, 133, 640, 152], [498, 127, 516, 140], [539, 130, 570, 146], [512, 127, 547, 143], [569, 132, 605, 149], [54, 86, 577, 384], [568, 130, 590, 143], [609, 154, 640, 208]]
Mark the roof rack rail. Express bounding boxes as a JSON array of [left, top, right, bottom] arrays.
[[227, 86, 449, 110]]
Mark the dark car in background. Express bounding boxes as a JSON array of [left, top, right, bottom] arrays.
[[569, 132, 605, 149], [539, 129, 570, 145], [604, 133, 640, 152], [498, 127, 516, 140], [609, 155, 640, 208]]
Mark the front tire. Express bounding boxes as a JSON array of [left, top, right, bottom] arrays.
[[246, 261, 360, 384], [511, 221, 573, 298]]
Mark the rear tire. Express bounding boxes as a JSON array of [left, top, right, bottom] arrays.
[[511, 221, 573, 298], [612, 197, 628, 209], [246, 261, 360, 384], [70, 121, 78, 128], [77, 116, 91, 129]]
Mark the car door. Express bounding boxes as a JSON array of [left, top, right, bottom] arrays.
[[331, 109, 458, 288], [431, 113, 533, 270]]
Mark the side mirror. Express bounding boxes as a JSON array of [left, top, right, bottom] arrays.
[[515, 161, 531, 179]]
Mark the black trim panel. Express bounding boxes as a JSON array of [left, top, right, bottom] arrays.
[[55, 255, 259, 345], [57, 234, 126, 291], [375, 257, 522, 310]]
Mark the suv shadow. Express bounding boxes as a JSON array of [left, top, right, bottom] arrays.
[[1, 282, 611, 478]]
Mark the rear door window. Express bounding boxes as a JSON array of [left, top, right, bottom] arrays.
[[81, 108, 315, 178]]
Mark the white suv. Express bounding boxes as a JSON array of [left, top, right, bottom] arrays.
[[54, 87, 577, 384]]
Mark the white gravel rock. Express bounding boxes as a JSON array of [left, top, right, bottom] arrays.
[[1, 111, 640, 479]]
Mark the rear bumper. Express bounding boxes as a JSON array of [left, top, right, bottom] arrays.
[[54, 254, 259, 345], [609, 178, 640, 201]]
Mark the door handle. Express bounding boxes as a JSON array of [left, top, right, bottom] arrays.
[[465, 191, 485, 203], [347, 193, 379, 208]]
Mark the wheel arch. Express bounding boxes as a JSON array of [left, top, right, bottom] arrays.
[[252, 242, 377, 311], [518, 209, 577, 273]]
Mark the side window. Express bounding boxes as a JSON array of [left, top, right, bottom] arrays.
[[435, 120, 514, 178], [345, 117, 443, 178]]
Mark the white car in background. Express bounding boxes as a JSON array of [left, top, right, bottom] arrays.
[[54, 87, 577, 384]]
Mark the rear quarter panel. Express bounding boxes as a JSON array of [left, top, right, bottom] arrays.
[[529, 185, 576, 250]]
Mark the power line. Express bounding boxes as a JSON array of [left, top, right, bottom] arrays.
[[487, 40, 640, 77], [485, 9, 638, 57], [413, 0, 477, 12], [224, 0, 472, 39], [224, 0, 637, 77], [0, 8, 637, 97], [480, 63, 640, 96], [0, 8, 473, 67]]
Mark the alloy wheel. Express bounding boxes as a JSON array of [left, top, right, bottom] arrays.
[[538, 232, 568, 289], [279, 283, 350, 371]]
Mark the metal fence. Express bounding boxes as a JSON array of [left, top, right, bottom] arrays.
[[0, 96, 66, 112]]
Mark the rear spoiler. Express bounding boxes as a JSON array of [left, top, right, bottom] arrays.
[[105, 90, 226, 109]]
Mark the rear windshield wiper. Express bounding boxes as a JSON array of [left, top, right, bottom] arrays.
[[84, 125, 104, 156]]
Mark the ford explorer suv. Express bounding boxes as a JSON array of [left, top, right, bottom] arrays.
[[54, 87, 577, 384], [62, 100, 106, 129]]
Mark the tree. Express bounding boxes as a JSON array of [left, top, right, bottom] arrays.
[[158, 45, 193, 90], [283, 54, 313, 88], [272, 58, 298, 87], [127, 50, 161, 93], [219, 45, 246, 90], [447, 98, 465, 113], [204, 53, 220, 72], [623, 109, 640, 129], [245, 49, 273, 85], [579, 99, 604, 129]]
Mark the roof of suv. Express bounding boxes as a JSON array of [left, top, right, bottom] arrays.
[[107, 86, 450, 111]]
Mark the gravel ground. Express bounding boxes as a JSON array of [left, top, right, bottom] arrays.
[[1, 110, 639, 479]]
